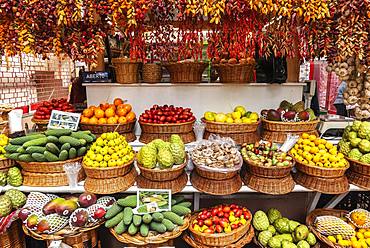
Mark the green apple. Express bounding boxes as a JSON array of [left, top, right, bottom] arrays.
[[234, 118, 242, 123], [250, 112, 259, 120], [215, 113, 227, 123], [204, 111, 215, 121], [231, 111, 242, 120], [226, 117, 234, 123], [234, 106, 246, 116], [245, 111, 252, 118]]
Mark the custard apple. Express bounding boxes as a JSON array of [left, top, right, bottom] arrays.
[[268, 208, 282, 224], [0, 172, 7, 186], [359, 153, 370, 164], [297, 240, 310, 248], [350, 137, 361, 148], [170, 134, 185, 149], [358, 122, 370, 139], [146, 141, 157, 151], [289, 220, 300, 233], [352, 120, 362, 132], [342, 125, 352, 141], [268, 235, 283, 248], [306, 232, 317, 246], [7, 167, 22, 187], [279, 234, 293, 242], [152, 139, 171, 150], [359, 139, 370, 153], [258, 230, 273, 246], [4, 189, 26, 209], [169, 143, 186, 165], [138, 146, 157, 168], [268, 225, 277, 235], [274, 218, 290, 234], [348, 148, 363, 160], [0, 195, 12, 217], [339, 141, 351, 156], [282, 240, 297, 248], [253, 210, 270, 231], [157, 148, 174, 168]]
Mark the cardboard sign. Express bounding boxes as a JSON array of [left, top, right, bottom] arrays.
[[134, 189, 171, 215], [47, 110, 81, 131]]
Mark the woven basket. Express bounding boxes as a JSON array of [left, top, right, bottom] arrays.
[[18, 157, 83, 173], [110, 214, 191, 246], [306, 209, 348, 248], [142, 63, 162, 83], [137, 155, 188, 181], [194, 166, 239, 180], [84, 168, 137, 194], [82, 158, 134, 179], [183, 225, 254, 248], [293, 171, 349, 194], [139, 131, 195, 144], [254, 237, 320, 248], [261, 130, 318, 144], [0, 158, 15, 170], [244, 160, 293, 178], [295, 159, 349, 178], [346, 169, 370, 190], [261, 119, 320, 132], [204, 131, 260, 146], [202, 118, 259, 133], [214, 63, 255, 84], [136, 171, 188, 194], [188, 212, 251, 246], [46, 230, 99, 248], [0, 221, 25, 248], [346, 157, 370, 176], [0, 122, 9, 136], [112, 58, 140, 84], [190, 171, 242, 195], [139, 120, 195, 134], [31, 118, 48, 131], [80, 119, 136, 134], [163, 62, 207, 83], [22, 170, 85, 187]]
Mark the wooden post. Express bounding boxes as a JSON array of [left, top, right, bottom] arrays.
[[286, 35, 300, 82]]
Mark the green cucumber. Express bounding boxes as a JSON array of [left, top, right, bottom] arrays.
[[162, 219, 176, 231], [71, 132, 94, 143], [58, 150, 69, 161], [59, 136, 81, 147], [31, 153, 47, 162], [9, 134, 45, 145], [77, 147, 87, 157], [46, 135, 59, 144], [176, 201, 192, 208], [105, 203, 123, 219], [26, 146, 47, 154], [18, 154, 35, 162], [60, 143, 71, 151], [149, 222, 167, 233], [105, 212, 125, 228], [162, 212, 184, 226], [5, 145, 21, 153], [117, 195, 137, 207], [44, 151, 59, 162], [123, 207, 134, 225], [133, 215, 142, 226], [6, 153, 20, 160], [171, 205, 191, 216], [45, 129, 72, 137], [114, 220, 127, 235], [16, 147, 26, 154], [22, 137, 48, 148], [69, 147, 77, 159], [152, 212, 164, 222], [140, 223, 149, 237], [128, 223, 138, 235], [46, 143, 60, 155], [142, 214, 153, 224]]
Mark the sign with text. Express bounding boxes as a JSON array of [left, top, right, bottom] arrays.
[[47, 110, 81, 131]]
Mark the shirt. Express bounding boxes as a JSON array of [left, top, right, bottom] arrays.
[[334, 81, 347, 105]]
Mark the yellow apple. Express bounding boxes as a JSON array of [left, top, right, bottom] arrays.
[[234, 106, 247, 116], [231, 111, 242, 120], [226, 117, 234, 123], [215, 113, 227, 123], [250, 112, 259, 120], [242, 118, 252, 124], [226, 113, 232, 118], [234, 118, 242, 123], [204, 111, 216, 121]]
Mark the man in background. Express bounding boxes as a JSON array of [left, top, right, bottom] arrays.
[[334, 81, 348, 117]]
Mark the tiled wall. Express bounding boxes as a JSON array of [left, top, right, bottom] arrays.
[[0, 54, 75, 107]]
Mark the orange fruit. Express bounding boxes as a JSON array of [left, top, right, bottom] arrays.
[[109, 104, 116, 111], [116, 108, 128, 117], [117, 104, 125, 110], [107, 117, 117, 124], [105, 108, 115, 118], [83, 108, 94, 118], [113, 98, 124, 106], [118, 116, 127, 124], [122, 104, 132, 113], [80, 116, 90, 124], [126, 112, 136, 121], [89, 116, 98, 125], [99, 102, 110, 111], [98, 118, 107, 124], [89, 106, 97, 112], [94, 108, 105, 118], [114, 115, 119, 121]]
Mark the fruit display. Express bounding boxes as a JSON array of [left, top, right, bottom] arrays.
[[83, 132, 135, 168], [0, 134, 9, 160], [137, 135, 186, 169], [191, 204, 251, 234], [0, 189, 26, 217], [108, 195, 191, 240], [5, 129, 95, 163], [253, 208, 317, 248], [33, 98, 75, 120], [139, 105, 195, 124], [21, 192, 114, 234], [261, 101, 317, 122], [241, 141, 293, 167], [0, 167, 23, 187], [290, 133, 348, 168], [203, 106, 259, 124], [80, 98, 136, 125], [339, 121, 370, 163]]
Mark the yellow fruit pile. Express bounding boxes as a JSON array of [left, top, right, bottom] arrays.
[[0, 134, 9, 159], [83, 132, 135, 168], [328, 228, 370, 248], [290, 133, 348, 168]]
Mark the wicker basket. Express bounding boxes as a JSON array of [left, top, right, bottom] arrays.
[[188, 212, 251, 246], [0, 158, 15, 170], [112, 58, 140, 84], [82, 158, 134, 179], [110, 214, 191, 246], [0, 220, 25, 248], [22, 170, 85, 187], [140, 120, 195, 134], [204, 131, 260, 145], [202, 118, 259, 133], [262, 130, 318, 144], [139, 131, 195, 144], [84, 167, 137, 194], [0, 122, 9, 136], [244, 160, 293, 178], [346, 157, 370, 176], [163, 62, 207, 83], [194, 166, 239, 180], [213, 63, 255, 84], [306, 209, 348, 248], [136, 171, 188, 194], [254, 237, 320, 248], [262, 119, 320, 132], [18, 157, 83, 173], [293, 171, 349, 194], [295, 159, 349, 178], [31, 118, 49, 131], [346, 169, 370, 190], [46, 230, 99, 248], [190, 171, 242, 195], [142, 63, 162, 83], [137, 155, 188, 181]]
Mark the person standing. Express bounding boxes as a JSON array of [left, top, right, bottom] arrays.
[[334, 81, 348, 117]]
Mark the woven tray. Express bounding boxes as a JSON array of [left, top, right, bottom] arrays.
[[261, 119, 320, 132], [346, 157, 370, 176], [346, 169, 370, 190], [202, 118, 259, 134], [18, 157, 83, 173], [80, 119, 136, 134], [137, 155, 188, 181], [183, 225, 254, 248], [295, 159, 349, 178], [293, 171, 349, 194], [82, 158, 134, 179], [139, 120, 195, 134], [244, 160, 293, 178], [163, 62, 207, 84], [190, 171, 242, 195], [0, 158, 15, 170], [22, 170, 85, 187], [84, 168, 137, 194], [203, 131, 260, 146], [213, 63, 255, 84], [261, 130, 318, 144], [139, 131, 195, 144], [306, 209, 348, 248], [136, 172, 188, 194], [110, 214, 190, 246], [188, 212, 251, 246], [0, 220, 25, 248]]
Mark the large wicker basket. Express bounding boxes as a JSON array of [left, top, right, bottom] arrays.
[[346, 169, 370, 190], [18, 157, 83, 173], [0, 158, 15, 170], [0, 220, 25, 248], [136, 172, 188, 194], [31, 118, 49, 131], [262, 119, 320, 132], [262, 130, 318, 144], [163, 62, 207, 83], [204, 131, 260, 145], [244, 160, 293, 179], [46, 229, 99, 248], [190, 171, 242, 195], [82, 157, 134, 179], [346, 157, 370, 176], [22, 170, 86, 187], [213, 63, 255, 84], [112, 58, 140, 84], [142, 63, 162, 83], [295, 159, 349, 178]]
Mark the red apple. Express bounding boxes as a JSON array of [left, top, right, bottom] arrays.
[[204, 219, 213, 227], [215, 225, 223, 233]]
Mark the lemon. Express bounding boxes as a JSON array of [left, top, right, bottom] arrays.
[[320, 139, 327, 144], [302, 133, 310, 139], [313, 155, 320, 163], [95, 154, 103, 162], [337, 235, 343, 240], [298, 138, 304, 144], [111, 153, 119, 160], [303, 139, 311, 145], [358, 233, 365, 240], [364, 231, 370, 238], [316, 162, 323, 167], [108, 160, 117, 167], [309, 134, 316, 141], [338, 153, 344, 159], [99, 161, 108, 167], [108, 147, 115, 155], [310, 147, 319, 153], [92, 161, 100, 167], [318, 144, 326, 150], [325, 142, 334, 149], [104, 154, 111, 161], [303, 145, 311, 152], [352, 236, 359, 242], [328, 236, 337, 243]]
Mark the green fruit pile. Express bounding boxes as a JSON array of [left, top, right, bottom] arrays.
[[0, 189, 26, 217], [339, 121, 370, 163], [0, 167, 23, 187], [5, 129, 96, 163], [105, 195, 191, 237], [253, 208, 317, 248], [137, 135, 186, 169]]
